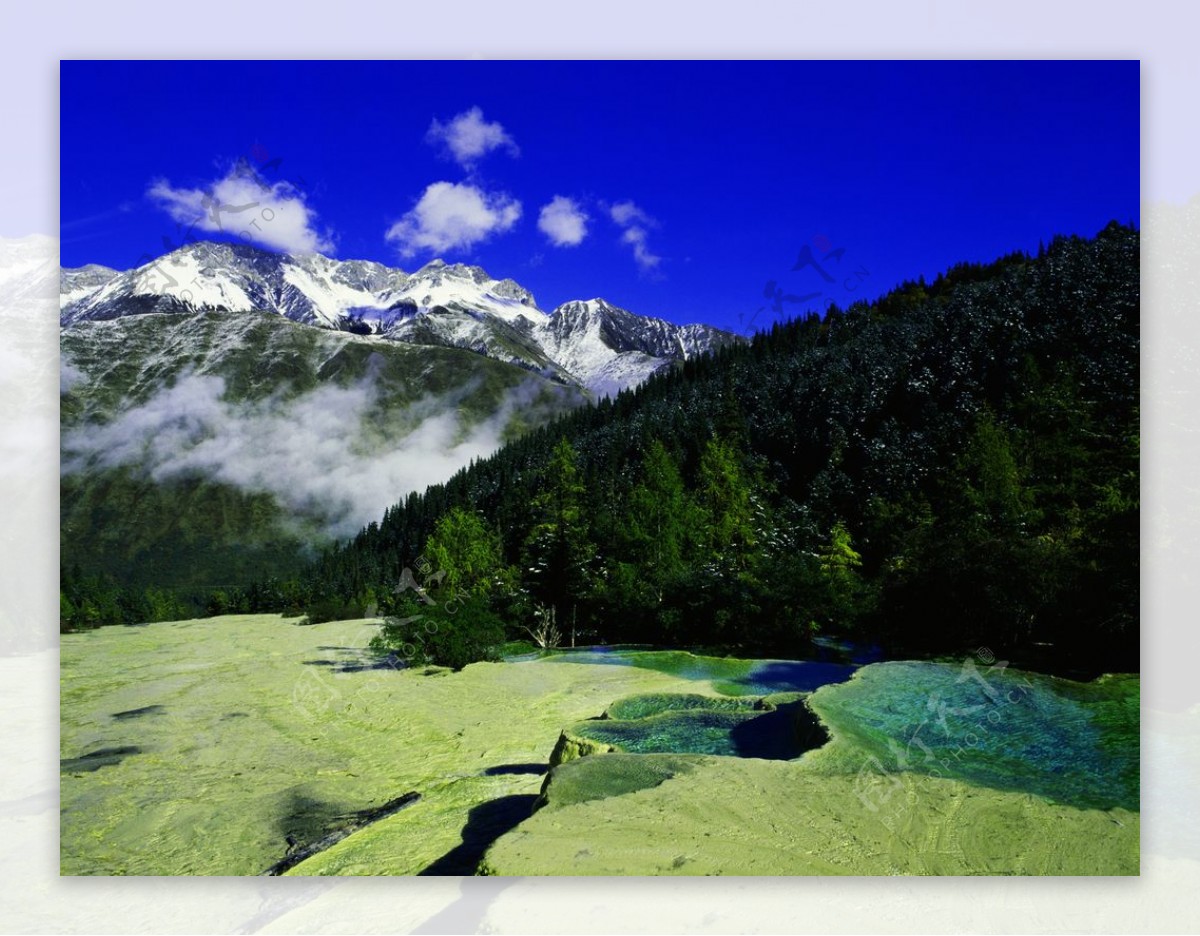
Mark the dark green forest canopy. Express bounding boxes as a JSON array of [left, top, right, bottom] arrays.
[[67, 223, 1138, 675], [300, 222, 1138, 673]]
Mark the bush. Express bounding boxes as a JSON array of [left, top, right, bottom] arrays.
[[300, 596, 366, 625], [371, 593, 505, 670]]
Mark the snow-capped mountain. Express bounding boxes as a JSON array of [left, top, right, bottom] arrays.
[[59, 263, 121, 309], [57, 239, 742, 592], [60, 242, 740, 395], [536, 298, 734, 398]]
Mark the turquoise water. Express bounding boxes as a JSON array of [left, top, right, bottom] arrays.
[[542, 650, 1138, 811], [567, 692, 822, 761], [540, 648, 857, 696], [548, 652, 1138, 811], [810, 661, 1139, 811], [576, 708, 804, 759]]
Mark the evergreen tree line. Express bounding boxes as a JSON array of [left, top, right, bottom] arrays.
[[303, 221, 1139, 672], [69, 222, 1139, 675]]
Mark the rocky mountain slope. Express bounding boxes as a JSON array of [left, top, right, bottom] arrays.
[[59, 240, 740, 592], [60, 241, 741, 396]]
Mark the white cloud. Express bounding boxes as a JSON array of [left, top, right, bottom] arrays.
[[385, 181, 521, 256], [537, 196, 589, 247], [426, 107, 519, 168], [610, 200, 662, 272], [148, 168, 334, 254], [60, 368, 567, 540], [621, 226, 662, 272], [610, 201, 652, 228]]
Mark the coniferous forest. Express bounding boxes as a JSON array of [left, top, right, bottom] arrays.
[[61, 223, 1138, 677], [290, 222, 1139, 675]]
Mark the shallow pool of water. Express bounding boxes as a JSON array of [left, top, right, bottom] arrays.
[[564, 691, 828, 761], [808, 661, 1139, 811], [539, 648, 857, 696]]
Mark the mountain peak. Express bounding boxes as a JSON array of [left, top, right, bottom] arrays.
[[159, 239, 271, 265], [412, 259, 493, 285], [536, 297, 743, 398], [60, 242, 739, 396], [414, 258, 447, 274], [552, 298, 615, 318]]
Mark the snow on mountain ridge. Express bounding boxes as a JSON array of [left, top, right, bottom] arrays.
[[538, 297, 732, 397], [60, 241, 546, 327], [59, 241, 741, 395]]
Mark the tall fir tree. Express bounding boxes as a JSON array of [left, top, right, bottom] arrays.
[[521, 438, 598, 623]]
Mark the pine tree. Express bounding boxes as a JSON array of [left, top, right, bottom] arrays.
[[818, 520, 869, 628], [521, 438, 598, 623], [623, 441, 690, 595], [694, 435, 757, 567]]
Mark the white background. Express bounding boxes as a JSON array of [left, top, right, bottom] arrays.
[[1, 2, 1197, 932]]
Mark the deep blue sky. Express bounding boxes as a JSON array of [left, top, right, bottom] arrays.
[[60, 60, 1139, 335]]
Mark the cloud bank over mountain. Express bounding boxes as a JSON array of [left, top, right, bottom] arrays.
[[61, 366, 551, 539]]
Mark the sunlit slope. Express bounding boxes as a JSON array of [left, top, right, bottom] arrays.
[[481, 755, 1138, 875], [59, 615, 697, 875]]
